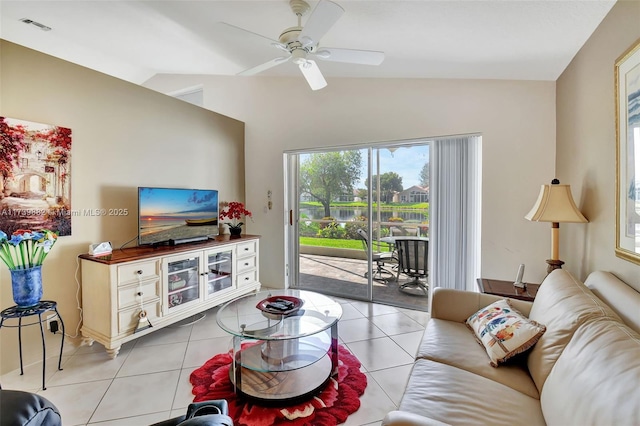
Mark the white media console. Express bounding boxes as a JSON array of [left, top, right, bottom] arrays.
[[78, 235, 260, 357]]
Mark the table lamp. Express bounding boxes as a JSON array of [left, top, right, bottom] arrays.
[[525, 179, 588, 273]]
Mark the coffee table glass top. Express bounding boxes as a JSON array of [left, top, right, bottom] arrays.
[[216, 289, 342, 340]]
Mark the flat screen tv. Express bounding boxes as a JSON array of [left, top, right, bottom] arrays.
[[138, 187, 219, 246]]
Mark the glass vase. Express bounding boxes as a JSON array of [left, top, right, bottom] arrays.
[[10, 266, 43, 308]]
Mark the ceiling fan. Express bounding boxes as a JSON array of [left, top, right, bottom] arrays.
[[218, 0, 385, 91]]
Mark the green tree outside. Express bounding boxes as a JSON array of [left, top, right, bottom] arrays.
[[300, 151, 362, 217], [420, 162, 430, 187], [364, 172, 403, 203]]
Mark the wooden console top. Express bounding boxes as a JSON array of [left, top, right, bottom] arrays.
[[79, 234, 260, 265]]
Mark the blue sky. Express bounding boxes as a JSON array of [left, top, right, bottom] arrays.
[[300, 144, 430, 191], [357, 145, 430, 190]]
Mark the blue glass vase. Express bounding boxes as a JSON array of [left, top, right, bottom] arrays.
[[10, 266, 43, 308]]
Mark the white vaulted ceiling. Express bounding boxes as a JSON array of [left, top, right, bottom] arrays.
[[0, 0, 616, 86]]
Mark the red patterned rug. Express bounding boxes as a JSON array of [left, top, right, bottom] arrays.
[[190, 345, 367, 426]]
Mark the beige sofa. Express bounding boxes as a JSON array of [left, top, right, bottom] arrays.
[[382, 269, 640, 426]]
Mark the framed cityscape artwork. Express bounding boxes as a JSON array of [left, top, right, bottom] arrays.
[[615, 38, 640, 264], [0, 117, 72, 236]]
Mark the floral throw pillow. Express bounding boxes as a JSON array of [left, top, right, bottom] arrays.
[[466, 299, 546, 367]]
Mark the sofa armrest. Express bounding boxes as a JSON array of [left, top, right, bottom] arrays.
[[430, 288, 533, 322], [382, 410, 451, 426]]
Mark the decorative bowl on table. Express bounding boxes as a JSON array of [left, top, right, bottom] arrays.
[[256, 295, 304, 318]]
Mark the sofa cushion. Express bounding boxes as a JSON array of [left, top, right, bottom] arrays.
[[417, 318, 540, 398], [399, 359, 546, 426], [540, 319, 640, 425], [526, 270, 622, 391], [466, 299, 546, 367]]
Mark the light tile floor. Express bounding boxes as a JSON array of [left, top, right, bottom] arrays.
[[1, 295, 429, 426]]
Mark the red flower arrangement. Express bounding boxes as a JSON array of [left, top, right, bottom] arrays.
[[219, 201, 252, 233]]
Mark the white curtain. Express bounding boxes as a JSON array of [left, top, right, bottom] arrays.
[[430, 135, 481, 291]]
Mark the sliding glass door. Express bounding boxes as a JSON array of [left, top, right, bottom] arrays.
[[285, 141, 431, 311], [370, 144, 430, 305], [289, 147, 370, 300]]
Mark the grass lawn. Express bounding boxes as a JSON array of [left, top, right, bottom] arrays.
[[299, 237, 393, 252]]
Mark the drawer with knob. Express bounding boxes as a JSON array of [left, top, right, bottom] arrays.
[[236, 256, 256, 273], [236, 241, 256, 257], [117, 260, 160, 285], [118, 301, 161, 333], [237, 270, 257, 287], [118, 280, 161, 309]]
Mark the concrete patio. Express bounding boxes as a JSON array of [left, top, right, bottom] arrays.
[[297, 254, 429, 311]]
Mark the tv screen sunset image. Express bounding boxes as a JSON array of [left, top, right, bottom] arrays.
[[138, 187, 218, 245]]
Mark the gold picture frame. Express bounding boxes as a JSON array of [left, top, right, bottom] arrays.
[[615, 38, 640, 264]]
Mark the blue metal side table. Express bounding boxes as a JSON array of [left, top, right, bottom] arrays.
[[0, 301, 65, 390]]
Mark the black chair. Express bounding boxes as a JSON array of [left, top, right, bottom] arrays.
[[357, 229, 397, 281], [0, 389, 231, 426], [150, 399, 232, 426], [0, 389, 61, 426], [394, 238, 429, 294]]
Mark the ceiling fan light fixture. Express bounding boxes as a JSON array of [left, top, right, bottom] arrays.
[[291, 48, 307, 64], [220, 0, 382, 91]]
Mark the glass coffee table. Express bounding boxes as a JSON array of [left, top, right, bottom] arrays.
[[216, 289, 342, 403]]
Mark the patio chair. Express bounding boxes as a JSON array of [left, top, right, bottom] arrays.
[[390, 226, 407, 236], [390, 225, 420, 237], [356, 229, 397, 281], [394, 237, 429, 294]]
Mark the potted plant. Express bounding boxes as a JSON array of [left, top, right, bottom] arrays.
[[219, 202, 252, 237], [0, 229, 58, 307]]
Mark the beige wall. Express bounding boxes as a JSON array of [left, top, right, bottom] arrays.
[[557, 0, 640, 290], [0, 41, 246, 374], [145, 75, 557, 289]]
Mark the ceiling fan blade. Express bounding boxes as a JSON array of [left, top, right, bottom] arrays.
[[298, 60, 327, 91], [298, 0, 344, 47], [314, 48, 385, 65], [239, 56, 290, 76], [215, 22, 286, 51]]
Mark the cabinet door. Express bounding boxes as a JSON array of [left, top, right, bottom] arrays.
[[162, 254, 202, 314], [204, 247, 234, 299]]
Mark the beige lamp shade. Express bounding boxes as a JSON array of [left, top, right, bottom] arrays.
[[525, 183, 588, 223], [525, 180, 588, 270]]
